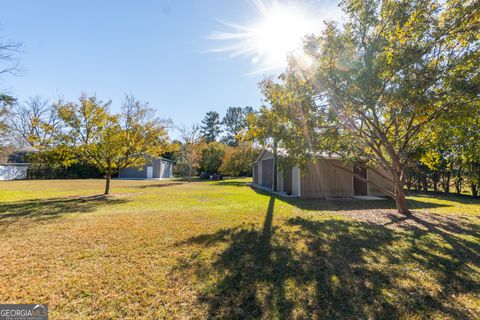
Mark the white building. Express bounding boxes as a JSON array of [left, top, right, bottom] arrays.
[[0, 163, 29, 180]]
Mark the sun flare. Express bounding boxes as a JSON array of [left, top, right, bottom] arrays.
[[210, 0, 328, 73]]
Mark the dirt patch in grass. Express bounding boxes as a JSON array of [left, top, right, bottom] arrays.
[[332, 208, 478, 232]]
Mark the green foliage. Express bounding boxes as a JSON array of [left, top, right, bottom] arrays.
[[200, 111, 222, 143], [220, 143, 260, 176], [56, 95, 119, 172], [56, 94, 172, 193], [9, 96, 60, 149], [304, 0, 478, 165], [222, 106, 254, 146], [174, 142, 205, 177], [0, 94, 15, 147], [26, 161, 102, 179], [175, 125, 204, 177], [120, 95, 175, 162], [250, 0, 480, 213], [199, 142, 226, 174], [418, 98, 480, 195], [0, 34, 20, 147], [250, 73, 342, 165]]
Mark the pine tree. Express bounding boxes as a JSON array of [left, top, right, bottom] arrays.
[[200, 111, 222, 143]]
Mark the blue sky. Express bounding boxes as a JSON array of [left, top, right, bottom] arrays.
[[0, 0, 341, 138]]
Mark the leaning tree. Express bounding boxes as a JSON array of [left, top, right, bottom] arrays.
[[256, 0, 479, 214]]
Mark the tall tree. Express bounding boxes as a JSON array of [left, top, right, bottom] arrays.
[[200, 111, 222, 143], [222, 106, 254, 146], [120, 94, 173, 167], [0, 94, 16, 149], [177, 124, 204, 178], [255, 0, 480, 214], [421, 100, 480, 196], [0, 33, 21, 149], [220, 143, 260, 177], [9, 96, 60, 149], [199, 142, 226, 174], [0, 36, 20, 76], [56, 94, 171, 194]]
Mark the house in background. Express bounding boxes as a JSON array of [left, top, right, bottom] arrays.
[[251, 150, 393, 198], [0, 147, 34, 181], [119, 157, 173, 179], [0, 163, 29, 180]]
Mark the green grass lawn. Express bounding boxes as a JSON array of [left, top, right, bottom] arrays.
[[0, 178, 479, 319]]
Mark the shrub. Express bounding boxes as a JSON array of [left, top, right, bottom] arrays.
[[220, 144, 260, 177]]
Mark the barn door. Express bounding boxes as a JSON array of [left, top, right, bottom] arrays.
[[353, 163, 368, 195], [261, 159, 273, 188], [147, 166, 153, 179], [283, 167, 292, 194]]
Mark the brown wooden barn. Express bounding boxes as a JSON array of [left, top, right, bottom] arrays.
[[251, 150, 393, 198]]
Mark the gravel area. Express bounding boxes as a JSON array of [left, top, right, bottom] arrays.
[[331, 209, 477, 233]]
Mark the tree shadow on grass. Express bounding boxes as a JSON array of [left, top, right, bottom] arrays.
[[212, 181, 251, 187], [176, 196, 479, 319], [172, 177, 203, 182], [251, 187, 450, 211], [177, 197, 298, 319], [381, 212, 480, 311], [0, 195, 128, 226], [407, 190, 480, 205], [134, 182, 185, 189]]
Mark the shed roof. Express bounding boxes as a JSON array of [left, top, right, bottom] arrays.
[[252, 148, 343, 165]]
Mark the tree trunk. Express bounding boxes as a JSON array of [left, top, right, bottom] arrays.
[[471, 183, 478, 198], [392, 173, 410, 215], [273, 140, 278, 192], [455, 183, 461, 194], [455, 177, 462, 194], [443, 172, 450, 193], [432, 173, 439, 192], [422, 176, 428, 192], [104, 172, 111, 195], [394, 185, 410, 215]]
